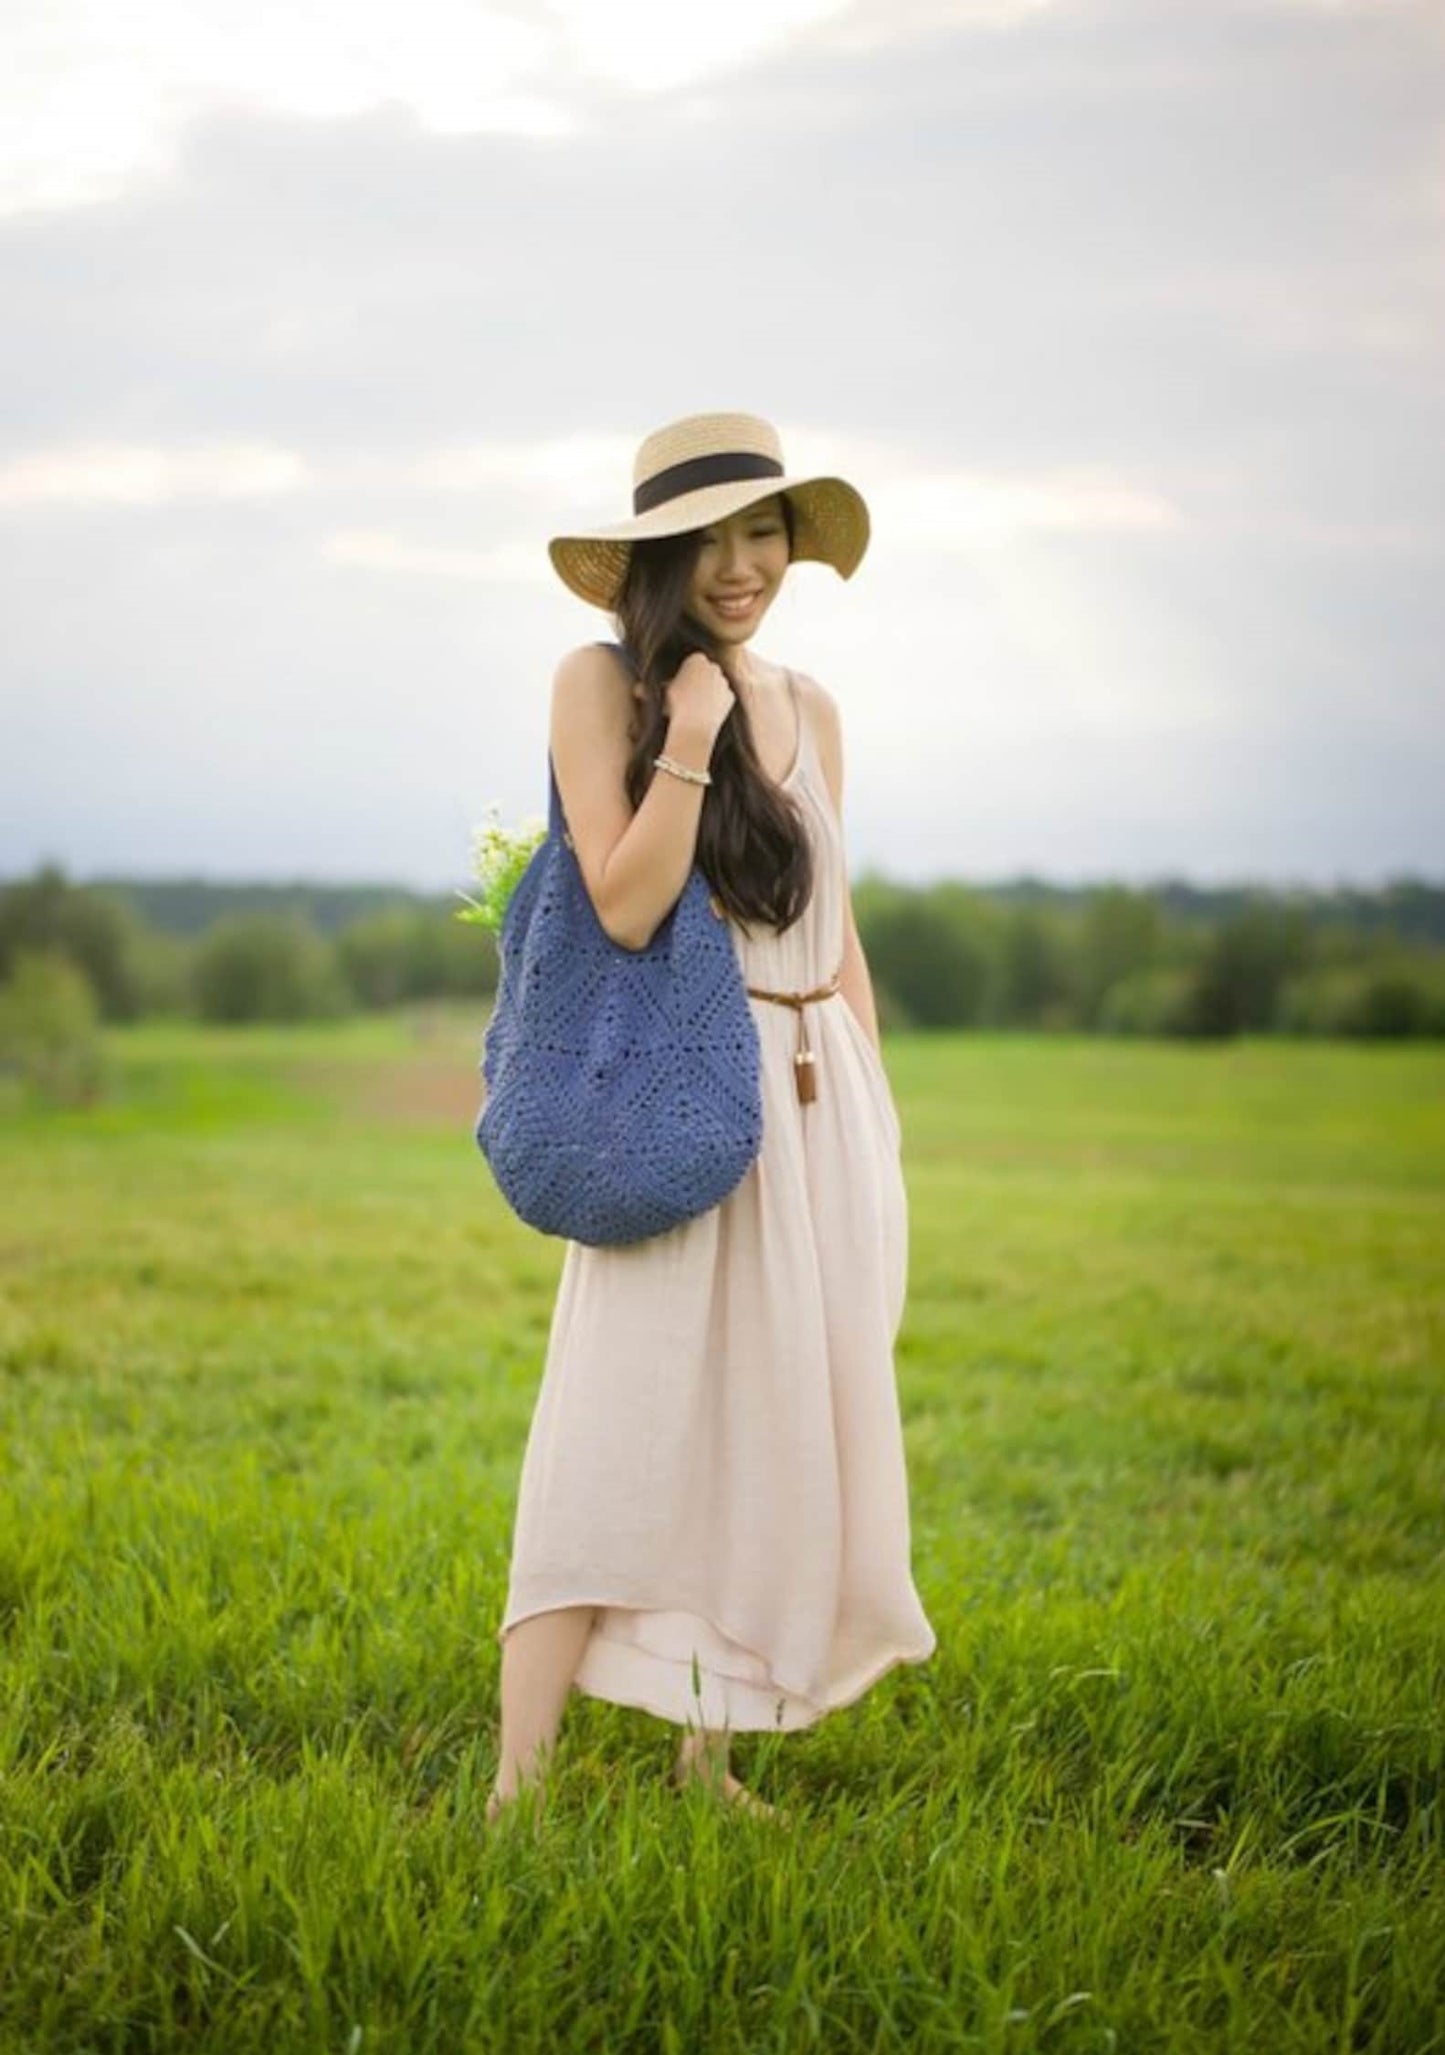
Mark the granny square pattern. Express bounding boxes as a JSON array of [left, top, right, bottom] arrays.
[[475, 750, 763, 1245]]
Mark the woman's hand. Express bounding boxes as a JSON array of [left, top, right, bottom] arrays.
[[663, 651, 737, 743]]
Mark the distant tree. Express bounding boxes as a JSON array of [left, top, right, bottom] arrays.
[[123, 928, 193, 1017], [337, 909, 435, 1008], [1277, 956, 1445, 1038], [0, 947, 107, 1104], [1074, 886, 1164, 1026], [1351, 964, 1443, 1037], [191, 913, 349, 1022], [339, 906, 497, 1008], [0, 862, 146, 1021], [986, 906, 1074, 1027], [863, 886, 994, 1028], [1187, 902, 1314, 1037], [1097, 966, 1198, 1037]]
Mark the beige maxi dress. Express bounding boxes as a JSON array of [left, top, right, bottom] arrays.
[[497, 671, 937, 1731]]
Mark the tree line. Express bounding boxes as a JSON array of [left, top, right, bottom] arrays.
[[1, 862, 1443, 1097]]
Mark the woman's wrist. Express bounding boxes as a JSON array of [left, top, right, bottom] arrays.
[[661, 717, 717, 775]]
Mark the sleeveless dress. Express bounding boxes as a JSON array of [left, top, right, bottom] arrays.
[[497, 670, 937, 1732]]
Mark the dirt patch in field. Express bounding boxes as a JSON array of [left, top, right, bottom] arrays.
[[353, 1056, 485, 1128], [286, 1051, 486, 1130]]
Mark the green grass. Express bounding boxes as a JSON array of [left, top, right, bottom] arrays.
[[1, 1011, 1441, 2053]]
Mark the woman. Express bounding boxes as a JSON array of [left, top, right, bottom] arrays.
[[487, 411, 936, 1824]]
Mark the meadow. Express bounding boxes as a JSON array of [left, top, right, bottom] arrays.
[[1, 1012, 1441, 2053]]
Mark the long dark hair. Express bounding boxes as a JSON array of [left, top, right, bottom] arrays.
[[609, 492, 813, 936]]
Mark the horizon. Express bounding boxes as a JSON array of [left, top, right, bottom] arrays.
[[20, 861, 1445, 904]]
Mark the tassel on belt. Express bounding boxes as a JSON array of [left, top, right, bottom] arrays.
[[744, 970, 842, 1103]]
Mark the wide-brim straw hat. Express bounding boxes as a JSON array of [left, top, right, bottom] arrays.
[[547, 410, 870, 611]]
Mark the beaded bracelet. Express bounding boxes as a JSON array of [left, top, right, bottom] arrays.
[[653, 753, 712, 786]]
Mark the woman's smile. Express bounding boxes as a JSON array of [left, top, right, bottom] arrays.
[[684, 491, 791, 640]]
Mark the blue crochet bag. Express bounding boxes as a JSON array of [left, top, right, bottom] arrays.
[[475, 649, 763, 1246]]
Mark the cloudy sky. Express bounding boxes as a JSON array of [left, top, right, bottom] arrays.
[[2, 0, 1441, 895]]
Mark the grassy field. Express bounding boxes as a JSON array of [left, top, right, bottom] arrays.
[[1, 1009, 1442, 2053]]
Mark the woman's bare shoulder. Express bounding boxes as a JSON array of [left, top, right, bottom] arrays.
[[554, 638, 638, 691], [783, 664, 839, 740], [551, 640, 644, 733], [779, 662, 833, 708]]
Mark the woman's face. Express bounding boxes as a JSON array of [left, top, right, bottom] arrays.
[[682, 493, 791, 648]]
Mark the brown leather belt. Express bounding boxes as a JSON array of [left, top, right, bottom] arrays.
[[744, 971, 842, 1102]]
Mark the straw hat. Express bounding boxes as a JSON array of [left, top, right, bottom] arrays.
[[547, 410, 870, 611]]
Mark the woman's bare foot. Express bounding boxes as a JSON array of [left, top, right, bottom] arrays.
[[671, 1735, 784, 1819], [484, 1778, 547, 1839]]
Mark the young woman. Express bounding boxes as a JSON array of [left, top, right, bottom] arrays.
[[487, 411, 935, 1824]]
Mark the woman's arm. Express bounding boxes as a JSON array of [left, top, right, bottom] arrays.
[[549, 645, 727, 952], [808, 676, 884, 1055]]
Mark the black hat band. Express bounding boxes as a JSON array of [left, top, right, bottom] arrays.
[[633, 450, 785, 516]]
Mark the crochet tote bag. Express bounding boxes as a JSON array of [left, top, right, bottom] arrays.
[[475, 680, 763, 1247]]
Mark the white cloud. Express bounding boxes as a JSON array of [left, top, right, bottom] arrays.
[[0, 428, 1188, 556], [1268, 0, 1418, 10], [14, 431, 1429, 569], [408, 433, 636, 499], [541, 0, 848, 92], [869, 467, 1184, 551], [0, 441, 308, 504], [0, 0, 1075, 215], [1143, 259, 1441, 366], [321, 528, 551, 581], [812, 0, 1059, 56], [1, 0, 559, 212]]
